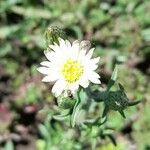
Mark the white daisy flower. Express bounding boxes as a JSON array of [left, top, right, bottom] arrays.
[[37, 38, 101, 97]]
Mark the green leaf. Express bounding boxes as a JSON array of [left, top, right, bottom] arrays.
[[118, 83, 125, 91], [38, 124, 49, 139], [91, 138, 97, 150], [99, 117, 107, 126], [53, 111, 70, 121], [142, 28, 150, 42], [128, 100, 141, 106], [107, 65, 118, 91], [83, 119, 96, 126], [10, 6, 52, 19], [107, 134, 117, 146], [70, 101, 81, 127], [89, 9, 111, 27], [102, 106, 109, 118], [0, 25, 20, 39], [36, 139, 46, 150], [71, 26, 83, 39], [91, 90, 107, 102], [70, 90, 82, 127], [4, 140, 14, 150], [119, 110, 126, 118], [78, 88, 87, 103]]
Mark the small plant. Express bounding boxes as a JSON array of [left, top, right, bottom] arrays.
[[37, 26, 140, 149]]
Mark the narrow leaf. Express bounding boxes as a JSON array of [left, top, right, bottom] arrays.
[[119, 110, 126, 118], [91, 138, 97, 150], [107, 65, 118, 91], [102, 106, 109, 118], [118, 83, 125, 91], [128, 100, 141, 106], [4, 140, 14, 150], [70, 90, 81, 127], [38, 124, 49, 139], [53, 114, 69, 121], [99, 117, 107, 126], [71, 103, 81, 127], [107, 134, 117, 146]]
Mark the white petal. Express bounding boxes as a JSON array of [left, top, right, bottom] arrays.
[[89, 72, 100, 79], [37, 67, 50, 75], [86, 48, 95, 59], [44, 50, 55, 61], [69, 83, 79, 93], [88, 63, 98, 71], [40, 61, 51, 67], [42, 76, 51, 82], [65, 40, 71, 48], [52, 80, 66, 97], [88, 75, 101, 84], [58, 38, 66, 50], [78, 50, 86, 60], [42, 75, 58, 82], [87, 72, 101, 84], [79, 79, 89, 88], [73, 40, 80, 46], [71, 40, 80, 59], [80, 40, 91, 51], [49, 44, 59, 52], [91, 57, 100, 64]]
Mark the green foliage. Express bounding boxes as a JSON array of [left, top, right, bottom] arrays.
[[0, 0, 149, 149], [15, 83, 42, 107], [45, 26, 66, 45], [38, 113, 81, 150], [88, 9, 111, 27], [57, 96, 76, 110], [98, 143, 125, 150]]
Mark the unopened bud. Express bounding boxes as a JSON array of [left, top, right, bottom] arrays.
[[105, 90, 129, 111], [45, 26, 66, 45], [57, 96, 76, 109]]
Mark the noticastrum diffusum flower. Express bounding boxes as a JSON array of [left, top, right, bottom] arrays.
[[37, 38, 101, 97]]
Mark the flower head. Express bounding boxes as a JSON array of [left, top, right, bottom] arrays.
[[37, 38, 100, 97]]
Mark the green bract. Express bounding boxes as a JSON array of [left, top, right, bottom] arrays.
[[45, 26, 66, 45], [105, 89, 129, 111], [57, 96, 76, 109]]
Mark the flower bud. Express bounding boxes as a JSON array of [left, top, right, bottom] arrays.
[[102, 83, 140, 118], [105, 84, 129, 111], [45, 26, 66, 45], [57, 96, 76, 109]]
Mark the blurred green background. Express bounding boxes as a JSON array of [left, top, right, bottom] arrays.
[[0, 0, 150, 150]]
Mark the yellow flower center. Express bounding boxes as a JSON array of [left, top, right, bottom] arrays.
[[61, 59, 83, 83]]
